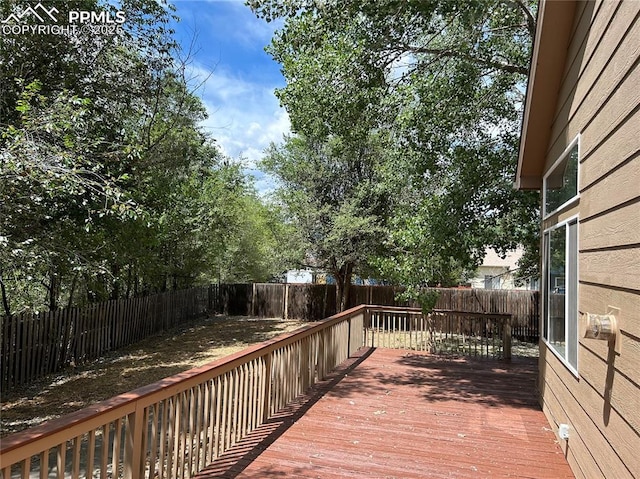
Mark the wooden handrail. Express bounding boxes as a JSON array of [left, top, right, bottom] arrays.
[[0, 305, 368, 478], [366, 305, 512, 319]]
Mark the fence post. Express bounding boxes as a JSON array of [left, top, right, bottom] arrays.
[[283, 284, 289, 320], [252, 283, 256, 317]]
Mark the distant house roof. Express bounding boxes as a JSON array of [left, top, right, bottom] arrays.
[[515, 0, 578, 190], [480, 247, 523, 270]]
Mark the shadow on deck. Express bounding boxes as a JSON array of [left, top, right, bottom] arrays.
[[196, 348, 573, 479]]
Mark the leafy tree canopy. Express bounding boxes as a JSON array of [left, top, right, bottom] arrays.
[[1, 0, 290, 314], [250, 0, 540, 293], [262, 133, 390, 310]]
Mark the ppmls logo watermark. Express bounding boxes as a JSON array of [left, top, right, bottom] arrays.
[[1, 2, 126, 36]]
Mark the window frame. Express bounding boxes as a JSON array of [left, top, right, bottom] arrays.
[[542, 214, 579, 376], [543, 134, 580, 219]]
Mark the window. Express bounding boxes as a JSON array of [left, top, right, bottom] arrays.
[[484, 275, 500, 290], [544, 137, 579, 217], [543, 217, 578, 372]]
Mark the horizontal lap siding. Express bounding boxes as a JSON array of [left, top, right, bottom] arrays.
[[580, 201, 640, 249], [540, 1, 640, 478], [541, 349, 639, 478]]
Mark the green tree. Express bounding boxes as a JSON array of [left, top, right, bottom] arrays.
[[0, 0, 185, 312], [250, 0, 541, 289], [1, 0, 291, 313], [262, 134, 389, 310]]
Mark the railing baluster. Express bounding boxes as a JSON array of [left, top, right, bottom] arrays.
[[20, 458, 30, 479], [194, 385, 203, 474], [241, 363, 249, 439], [221, 373, 230, 453], [159, 401, 169, 479], [100, 425, 109, 479], [213, 376, 222, 459], [56, 441, 65, 479], [240, 364, 247, 439], [86, 431, 95, 479], [227, 368, 239, 450], [202, 381, 212, 465], [187, 388, 196, 477], [40, 450, 48, 479], [71, 436, 80, 478], [167, 396, 177, 479]]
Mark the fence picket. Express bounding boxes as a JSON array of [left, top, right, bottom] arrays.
[[1, 288, 218, 391]]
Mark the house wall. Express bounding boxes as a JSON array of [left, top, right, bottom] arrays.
[[470, 266, 507, 289], [469, 266, 518, 289], [538, 1, 640, 478]]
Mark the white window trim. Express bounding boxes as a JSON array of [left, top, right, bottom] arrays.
[[542, 214, 579, 377], [543, 134, 580, 219]]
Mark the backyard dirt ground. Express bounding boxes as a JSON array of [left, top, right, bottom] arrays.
[[1, 315, 309, 437]]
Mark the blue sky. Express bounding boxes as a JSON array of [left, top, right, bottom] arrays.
[[170, 0, 289, 193]]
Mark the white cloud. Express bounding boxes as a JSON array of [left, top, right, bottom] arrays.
[[172, 2, 289, 193], [187, 63, 290, 191]]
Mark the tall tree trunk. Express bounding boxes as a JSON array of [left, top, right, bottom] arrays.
[[125, 264, 132, 298], [86, 274, 96, 303], [334, 262, 354, 312], [67, 272, 79, 308], [110, 263, 120, 300], [134, 270, 139, 297], [48, 269, 59, 311], [0, 271, 11, 316]]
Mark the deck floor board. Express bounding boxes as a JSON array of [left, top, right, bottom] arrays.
[[196, 348, 574, 478]]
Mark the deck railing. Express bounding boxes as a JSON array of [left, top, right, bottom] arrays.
[[0, 305, 510, 479], [365, 306, 512, 360], [0, 305, 365, 479]]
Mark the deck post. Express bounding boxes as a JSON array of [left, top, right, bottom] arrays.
[[364, 307, 371, 347], [503, 315, 512, 361], [347, 317, 352, 358]]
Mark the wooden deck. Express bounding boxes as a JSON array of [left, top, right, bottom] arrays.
[[196, 348, 573, 479]]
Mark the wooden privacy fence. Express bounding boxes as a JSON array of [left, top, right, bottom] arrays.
[[428, 288, 538, 341], [228, 284, 539, 341], [1, 283, 537, 393], [1, 285, 218, 392], [0, 305, 366, 479]]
